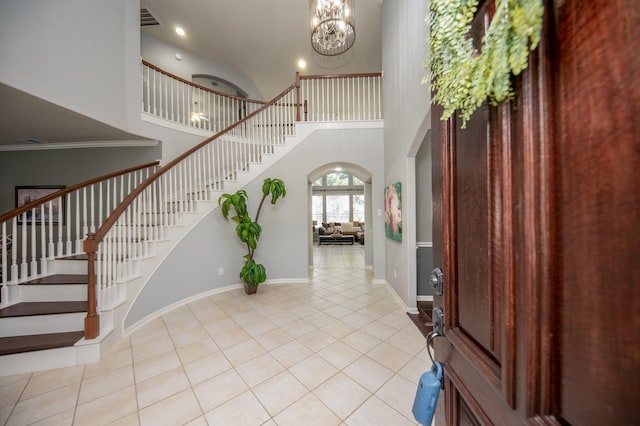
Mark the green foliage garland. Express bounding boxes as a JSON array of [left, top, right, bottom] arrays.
[[427, 0, 543, 127]]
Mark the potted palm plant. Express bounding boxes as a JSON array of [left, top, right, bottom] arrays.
[[218, 178, 286, 294]]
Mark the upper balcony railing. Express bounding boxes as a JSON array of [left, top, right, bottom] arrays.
[[141, 61, 382, 131]]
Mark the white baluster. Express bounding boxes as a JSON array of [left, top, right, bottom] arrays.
[[90, 185, 95, 233], [66, 194, 72, 255], [30, 209, 37, 277], [48, 200, 55, 258]]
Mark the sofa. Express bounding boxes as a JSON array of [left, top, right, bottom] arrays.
[[317, 221, 365, 244]]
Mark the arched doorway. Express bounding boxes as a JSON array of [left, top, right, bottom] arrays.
[[308, 163, 373, 270]]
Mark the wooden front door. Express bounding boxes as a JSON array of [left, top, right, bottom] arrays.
[[431, 0, 639, 424]]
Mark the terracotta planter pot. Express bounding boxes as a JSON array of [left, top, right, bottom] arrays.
[[243, 283, 258, 295]]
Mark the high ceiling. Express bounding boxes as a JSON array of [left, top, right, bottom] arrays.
[[141, 0, 383, 99], [0, 0, 383, 148]]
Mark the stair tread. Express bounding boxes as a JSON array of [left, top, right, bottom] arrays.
[[0, 301, 87, 318], [22, 274, 87, 285], [0, 331, 84, 356], [61, 254, 88, 261]]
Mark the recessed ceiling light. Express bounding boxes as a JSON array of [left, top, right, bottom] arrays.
[[175, 27, 185, 36], [334, 166, 343, 172], [298, 59, 307, 69]]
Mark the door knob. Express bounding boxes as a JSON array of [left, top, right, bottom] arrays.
[[429, 267, 444, 296]]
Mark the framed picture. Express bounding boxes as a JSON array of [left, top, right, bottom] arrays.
[[384, 182, 402, 242], [15, 186, 65, 224]]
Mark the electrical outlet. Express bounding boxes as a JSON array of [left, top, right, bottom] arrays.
[[218, 267, 224, 276]]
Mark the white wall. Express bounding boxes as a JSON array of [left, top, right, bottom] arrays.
[[0, 0, 139, 131], [141, 33, 263, 100], [125, 124, 385, 328], [381, 0, 431, 308]]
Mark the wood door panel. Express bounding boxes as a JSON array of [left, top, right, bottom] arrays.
[[454, 105, 495, 357], [432, 0, 639, 424], [555, 1, 640, 424]]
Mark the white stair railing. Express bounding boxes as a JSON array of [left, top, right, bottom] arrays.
[[0, 162, 160, 307], [142, 60, 267, 133], [82, 65, 384, 339]]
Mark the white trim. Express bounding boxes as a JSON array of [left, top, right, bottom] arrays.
[[141, 113, 214, 137], [417, 295, 434, 302], [123, 277, 310, 336], [416, 242, 433, 248], [0, 140, 159, 151], [385, 282, 419, 314]]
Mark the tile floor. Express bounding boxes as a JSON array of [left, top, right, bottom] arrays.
[[0, 245, 430, 425]]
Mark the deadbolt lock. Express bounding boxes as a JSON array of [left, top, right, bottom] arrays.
[[429, 267, 444, 296]]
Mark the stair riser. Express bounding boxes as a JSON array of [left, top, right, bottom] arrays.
[[0, 313, 85, 337], [49, 260, 87, 275], [19, 285, 87, 302]]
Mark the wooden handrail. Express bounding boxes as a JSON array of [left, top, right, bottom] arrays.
[[142, 60, 268, 105], [0, 161, 160, 224], [90, 81, 297, 245], [299, 72, 382, 80]]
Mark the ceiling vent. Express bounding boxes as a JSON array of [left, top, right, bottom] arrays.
[[140, 8, 160, 26]]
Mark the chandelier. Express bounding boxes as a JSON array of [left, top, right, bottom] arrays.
[[310, 0, 355, 56]]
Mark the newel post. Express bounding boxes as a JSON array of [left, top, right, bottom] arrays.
[[83, 233, 100, 339], [295, 72, 301, 122]]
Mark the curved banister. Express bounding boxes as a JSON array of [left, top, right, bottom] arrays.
[[92, 81, 297, 244], [0, 161, 160, 224], [300, 72, 382, 79], [81, 62, 384, 339], [142, 60, 268, 105]]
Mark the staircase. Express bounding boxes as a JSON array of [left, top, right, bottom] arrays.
[[0, 63, 383, 377]]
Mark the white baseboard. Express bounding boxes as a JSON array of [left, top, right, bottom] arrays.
[[417, 295, 434, 302]]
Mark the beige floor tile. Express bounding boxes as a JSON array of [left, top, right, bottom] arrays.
[[235, 352, 284, 387], [108, 412, 140, 426], [366, 342, 413, 372], [193, 369, 248, 412], [183, 351, 232, 385], [313, 372, 370, 419], [288, 354, 338, 390], [139, 388, 202, 426], [210, 327, 252, 349], [397, 356, 431, 385], [223, 338, 266, 366], [341, 311, 373, 328], [78, 364, 134, 404], [84, 346, 133, 379], [374, 374, 417, 419], [130, 324, 169, 347], [280, 318, 317, 338], [29, 408, 74, 426], [378, 311, 413, 330], [324, 304, 352, 319], [343, 355, 394, 393], [184, 415, 208, 426], [0, 405, 12, 425], [320, 320, 356, 339], [7, 383, 79, 426], [134, 351, 182, 383], [318, 341, 362, 370], [273, 393, 341, 426], [297, 328, 338, 352], [131, 336, 175, 363], [361, 321, 398, 340], [269, 340, 313, 368], [0, 377, 29, 409], [0, 373, 31, 387], [204, 390, 270, 425], [345, 395, 414, 426], [168, 324, 211, 348], [21, 365, 84, 401], [252, 371, 308, 416], [176, 337, 220, 365], [386, 327, 428, 356], [162, 306, 198, 325], [136, 367, 190, 409], [342, 329, 383, 354], [73, 385, 137, 426], [253, 328, 294, 350]]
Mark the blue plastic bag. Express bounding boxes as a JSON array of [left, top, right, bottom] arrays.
[[412, 362, 443, 425]]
